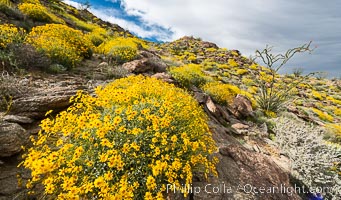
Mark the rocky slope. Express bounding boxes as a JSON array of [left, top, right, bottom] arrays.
[[0, 55, 302, 200], [1, 0, 340, 200]]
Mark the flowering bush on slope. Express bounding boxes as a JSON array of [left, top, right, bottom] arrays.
[[202, 82, 256, 107], [18, 3, 52, 22], [18, 2, 64, 24], [97, 37, 148, 64], [21, 75, 218, 199], [169, 64, 212, 88], [0, 24, 25, 49], [26, 24, 93, 68]]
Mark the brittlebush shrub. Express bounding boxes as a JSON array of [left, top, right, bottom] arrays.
[[202, 82, 240, 105], [97, 37, 148, 64], [311, 108, 334, 122], [21, 75, 218, 199], [18, 3, 51, 22], [26, 24, 93, 68], [18, 3, 64, 23], [202, 82, 257, 108], [86, 27, 108, 46], [109, 45, 137, 64], [169, 64, 212, 88], [0, 24, 25, 49]]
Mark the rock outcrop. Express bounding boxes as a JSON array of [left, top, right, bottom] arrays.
[[0, 122, 27, 157], [190, 143, 301, 200], [9, 84, 87, 119], [0, 45, 305, 200], [122, 53, 167, 74], [230, 94, 254, 118]]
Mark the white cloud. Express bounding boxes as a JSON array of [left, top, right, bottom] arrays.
[[63, 0, 172, 41], [120, 0, 280, 54], [90, 9, 171, 40], [119, 0, 341, 76]]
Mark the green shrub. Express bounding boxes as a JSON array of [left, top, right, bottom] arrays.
[[0, 0, 23, 18], [0, 24, 26, 70], [21, 75, 218, 199], [274, 117, 341, 199], [251, 42, 314, 113], [104, 65, 129, 79]]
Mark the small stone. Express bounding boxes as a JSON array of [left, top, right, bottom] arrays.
[[151, 73, 173, 83], [231, 94, 253, 118], [253, 145, 260, 153], [231, 123, 249, 130], [193, 92, 208, 104], [97, 62, 109, 68], [206, 96, 217, 113]]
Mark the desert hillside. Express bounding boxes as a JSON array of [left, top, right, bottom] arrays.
[[0, 0, 340, 200]]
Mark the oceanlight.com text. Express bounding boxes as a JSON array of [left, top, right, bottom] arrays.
[[166, 183, 338, 196]]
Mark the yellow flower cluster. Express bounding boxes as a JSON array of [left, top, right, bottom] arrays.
[[249, 63, 258, 70], [26, 24, 93, 68], [228, 58, 238, 67], [259, 71, 274, 83], [242, 77, 255, 86], [18, 2, 64, 23], [202, 82, 241, 106], [264, 110, 277, 118], [311, 108, 334, 122], [334, 108, 341, 116], [311, 90, 325, 100], [0, 24, 25, 48], [236, 69, 248, 75], [86, 27, 108, 46], [97, 37, 147, 63], [327, 96, 341, 105], [21, 75, 218, 199], [169, 64, 212, 88], [18, 3, 51, 22]]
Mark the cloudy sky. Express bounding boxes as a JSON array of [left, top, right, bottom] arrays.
[[65, 0, 341, 77]]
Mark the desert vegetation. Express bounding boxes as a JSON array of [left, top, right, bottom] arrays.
[[0, 0, 340, 200]]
